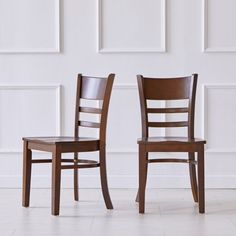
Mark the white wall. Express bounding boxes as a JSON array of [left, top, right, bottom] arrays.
[[1, 0, 236, 189]]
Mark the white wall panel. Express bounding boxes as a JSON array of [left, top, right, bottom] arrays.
[[106, 85, 140, 152], [0, 85, 61, 152], [0, 0, 60, 53], [203, 0, 236, 52], [203, 84, 236, 152], [98, 0, 166, 52]]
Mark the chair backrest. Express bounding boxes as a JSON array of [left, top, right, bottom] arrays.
[[74, 74, 115, 145], [137, 74, 198, 139]]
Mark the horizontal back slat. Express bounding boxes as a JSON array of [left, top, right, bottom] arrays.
[[81, 77, 107, 100], [143, 77, 192, 100], [147, 107, 189, 113], [148, 121, 188, 128], [79, 107, 102, 114], [78, 121, 100, 128]]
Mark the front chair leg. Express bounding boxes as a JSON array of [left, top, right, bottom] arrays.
[[139, 145, 146, 214], [22, 141, 32, 207], [135, 153, 148, 202], [197, 148, 205, 213], [99, 146, 113, 209], [51, 145, 62, 216], [188, 152, 198, 203]]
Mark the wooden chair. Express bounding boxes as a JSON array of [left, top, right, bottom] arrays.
[[22, 74, 115, 215], [136, 74, 206, 214]]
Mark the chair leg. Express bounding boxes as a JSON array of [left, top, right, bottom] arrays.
[[188, 152, 198, 202], [135, 153, 148, 203], [51, 146, 62, 216], [99, 146, 113, 209], [139, 145, 146, 214], [22, 141, 32, 207], [197, 148, 205, 213], [74, 152, 79, 201]]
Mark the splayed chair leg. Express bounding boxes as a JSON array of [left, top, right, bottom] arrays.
[[99, 146, 113, 209]]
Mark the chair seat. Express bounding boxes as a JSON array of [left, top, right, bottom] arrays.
[[23, 136, 99, 145], [23, 136, 100, 153], [138, 136, 206, 144]]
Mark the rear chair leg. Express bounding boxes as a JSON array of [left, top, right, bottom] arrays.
[[99, 146, 113, 209]]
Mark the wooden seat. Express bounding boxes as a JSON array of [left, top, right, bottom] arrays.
[[22, 74, 115, 215], [138, 137, 205, 144], [136, 74, 206, 214]]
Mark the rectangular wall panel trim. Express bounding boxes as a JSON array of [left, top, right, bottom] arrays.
[[0, 85, 61, 153], [202, 0, 236, 52], [111, 83, 166, 144], [0, 0, 60, 53], [202, 84, 236, 153], [97, 0, 166, 53]]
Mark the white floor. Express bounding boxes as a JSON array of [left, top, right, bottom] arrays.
[[1, 189, 236, 236]]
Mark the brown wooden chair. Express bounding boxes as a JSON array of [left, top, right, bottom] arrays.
[[22, 74, 114, 215], [136, 74, 206, 214]]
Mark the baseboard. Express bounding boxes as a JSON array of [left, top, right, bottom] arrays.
[[1, 174, 236, 189]]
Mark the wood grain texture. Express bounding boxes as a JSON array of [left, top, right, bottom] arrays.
[[136, 74, 206, 214], [22, 74, 115, 215]]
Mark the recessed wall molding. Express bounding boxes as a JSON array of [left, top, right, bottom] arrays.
[[98, 0, 166, 53], [0, 0, 60, 53], [202, 84, 236, 153], [113, 84, 137, 89], [202, 0, 236, 52], [0, 85, 61, 153], [112, 83, 166, 138]]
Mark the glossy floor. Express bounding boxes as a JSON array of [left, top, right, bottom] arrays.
[[1, 188, 236, 236]]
